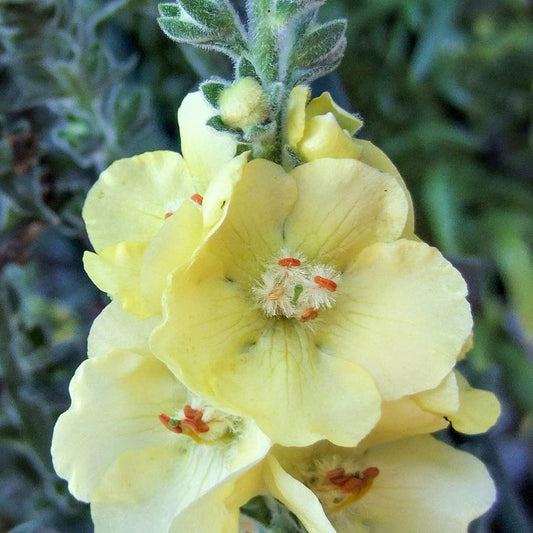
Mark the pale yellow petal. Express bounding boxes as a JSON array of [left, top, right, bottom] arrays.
[[359, 396, 448, 450], [285, 158, 408, 269], [285, 85, 310, 147], [91, 420, 270, 533], [201, 151, 249, 233], [334, 436, 496, 533], [87, 300, 160, 358], [178, 91, 237, 189], [83, 243, 151, 319], [358, 139, 415, 238], [152, 253, 381, 447], [83, 151, 193, 252], [298, 114, 363, 161], [412, 371, 460, 416], [318, 240, 473, 400], [203, 159, 297, 284], [305, 91, 363, 135], [448, 372, 501, 434], [140, 199, 203, 316], [264, 455, 336, 533], [174, 462, 266, 533], [51, 350, 184, 502]]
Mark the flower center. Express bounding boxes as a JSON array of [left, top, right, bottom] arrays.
[[253, 251, 340, 322], [159, 398, 241, 444], [299, 455, 379, 514], [324, 466, 379, 511]]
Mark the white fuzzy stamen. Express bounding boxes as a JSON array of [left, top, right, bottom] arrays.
[[253, 251, 340, 320]]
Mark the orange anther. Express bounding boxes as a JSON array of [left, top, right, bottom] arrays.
[[159, 413, 182, 434], [299, 307, 318, 322], [326, 465, 380, 509], [278, 257, 301, 267], [182, 405, 209, 433], [339, 477, 364, 493], [267, 286, 285, 300], [180, 417, 209, 434], [362, 467, 379, 478], [183, 404, 202, 421], [164, 211, 173, 219], [314, 275, 337, 292], [190, 193, 203, 206]]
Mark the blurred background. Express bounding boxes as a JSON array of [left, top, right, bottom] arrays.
[[0, 0, 531, 531]]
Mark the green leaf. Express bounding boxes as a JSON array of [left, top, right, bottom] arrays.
[[206, 115, 241, 135], [158, 0, 246, 56], [158, 18, 213, 43], [180, 0, 229, 27], [199, 80, 228, 108], [291, 55, 344, 85], [291, 19, 347, 69], [236, 57, 260, 80], [275, 0, 325, 21], [158, 3, 181, 17]]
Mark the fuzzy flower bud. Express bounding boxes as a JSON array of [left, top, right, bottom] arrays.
[[219, 77, 270, 131]]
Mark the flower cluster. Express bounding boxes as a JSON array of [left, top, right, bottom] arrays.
[[52, 86, 500, 532]]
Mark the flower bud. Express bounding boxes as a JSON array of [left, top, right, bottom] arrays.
[[219, 77, 269, 131], [285, 85, 364, 161]]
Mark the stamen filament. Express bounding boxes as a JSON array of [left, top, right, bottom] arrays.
[[268, 286, 285, 300]]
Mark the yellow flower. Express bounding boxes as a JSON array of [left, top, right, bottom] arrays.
[[265, 435, 496, 533], [284, 85, 416, 236], [82, 91, 243, 318], [51, 303, 270, 533], [151, 156, 473, 447]]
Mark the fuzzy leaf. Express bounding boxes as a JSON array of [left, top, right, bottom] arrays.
[[275, 0, 325, 21], [291, 54, 344, 85], [158, 0, 246, 56], [158, 3, 181, 17], [291, 19, 347, 69], [206, 115, 241, 135], [237, 57, 260, 80], [199, 80, 228, 108], [180, 0, 231, 26], [158, 18, 213, 43]]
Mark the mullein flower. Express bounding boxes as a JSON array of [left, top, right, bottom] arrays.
[[151, 154, 473, 447], [83, 92, 242, 318], [265, 435, 496, 533], [167, 378, 499, 533], [51, 303, 270, 533]]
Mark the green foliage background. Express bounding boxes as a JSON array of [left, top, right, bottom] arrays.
[[0, 0, 531, 531]]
